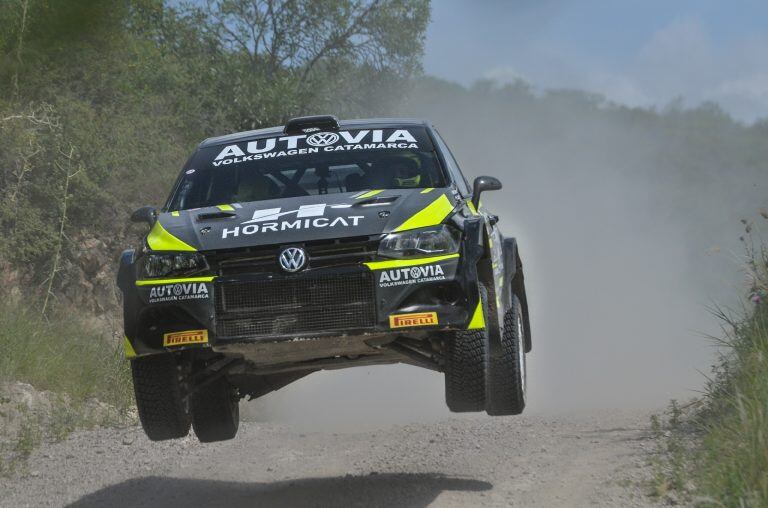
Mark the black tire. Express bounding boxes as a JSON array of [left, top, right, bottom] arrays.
[[191, 377, 240, 443], [131, 354, 191, 441], [444, 287, 488, 412], [486, 295, 527, 416]]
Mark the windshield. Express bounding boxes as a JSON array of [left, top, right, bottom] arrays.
[[167, 127, 446, 211]]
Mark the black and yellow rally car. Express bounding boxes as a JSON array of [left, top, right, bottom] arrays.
[[118, 116, 532, 442]]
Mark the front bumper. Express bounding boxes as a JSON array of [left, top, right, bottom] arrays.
[[120, 250, 483, 358]]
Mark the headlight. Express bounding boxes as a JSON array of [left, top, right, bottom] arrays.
[[378, 225, 461, 259], [142, 252, 208, 278]]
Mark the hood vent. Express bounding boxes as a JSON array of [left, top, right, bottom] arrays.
[[197, 211, 238, 221], [354, 196, 399, 207]]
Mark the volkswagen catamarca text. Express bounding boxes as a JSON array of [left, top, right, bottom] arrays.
[[118, 116, 532, 442]]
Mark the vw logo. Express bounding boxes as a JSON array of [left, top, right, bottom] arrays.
[[306, 132, 339, 147], [278, 247, 307, 273]]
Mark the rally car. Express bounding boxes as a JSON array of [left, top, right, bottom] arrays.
[[118, 115, 532, 442]]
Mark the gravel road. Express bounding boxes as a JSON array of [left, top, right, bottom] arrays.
[[0, 409, 661, 507]]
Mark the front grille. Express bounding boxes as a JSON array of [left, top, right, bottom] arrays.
[[214, 271, 376, 338], [207, 236, 379, 276]]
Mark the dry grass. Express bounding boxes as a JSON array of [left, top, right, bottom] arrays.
[[0, 297, 132, 408]]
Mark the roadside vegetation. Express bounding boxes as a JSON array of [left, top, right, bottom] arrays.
[[0, 294, 134, 475], [0, 297, 132, 407], [651, 213, 768, 507]]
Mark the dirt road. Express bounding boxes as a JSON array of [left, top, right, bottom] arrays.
[[0, 410, 660, 507]]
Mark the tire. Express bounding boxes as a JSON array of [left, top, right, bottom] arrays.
[[444, 287, 488, 412], [485, 295, 527, 416], [131, 354, 191, 441], [191, 377, 240, 443]]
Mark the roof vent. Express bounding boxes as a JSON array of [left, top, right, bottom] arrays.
[[284, 115, 340, 135]]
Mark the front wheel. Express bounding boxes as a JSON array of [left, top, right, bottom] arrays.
[[191, 377, 240, 442], [444, 286, 489, 412], [444, 328, 487, 412], [485, 295, 527, 415], [131, 354, 191, 441]]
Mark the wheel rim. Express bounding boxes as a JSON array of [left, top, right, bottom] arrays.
[[517, 310, 526, 397]]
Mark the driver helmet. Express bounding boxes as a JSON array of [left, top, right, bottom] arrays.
[[387, 156, 422, 187]]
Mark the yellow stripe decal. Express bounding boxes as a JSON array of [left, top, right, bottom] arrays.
[[420, 187, 434, 194], [135, 276, 215, 286], [467, 300, 485, 329], [146, 221, 196, 252], [466, 201, 478, 215], [356, 189, 384, 199], [171, 211, 180, 217], [123, 337, 137, 359], [364, 253, 459, 271], [217, 204, 235, 211], [393, 194, 454, 232]]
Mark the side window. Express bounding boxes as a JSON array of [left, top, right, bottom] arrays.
[[432, 130, 471, 196]]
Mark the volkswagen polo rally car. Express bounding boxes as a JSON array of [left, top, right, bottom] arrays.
[[118, 115, 532, 442]]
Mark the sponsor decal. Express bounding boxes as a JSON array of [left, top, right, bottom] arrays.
[[212, 129, 419, 166], [148, 282, 209, 303], [378, 264, 445, 288], [222, 203, 363, 238], [306, 132, 340, 147], [163, 329, 208, 347], [389, 312, 438, 329]]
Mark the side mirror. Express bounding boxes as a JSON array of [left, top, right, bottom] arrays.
[[131, 206, 157, 226], [471, 176, 502, 209]]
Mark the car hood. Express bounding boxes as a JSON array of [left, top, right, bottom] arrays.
[[147, 188, 459, 252]]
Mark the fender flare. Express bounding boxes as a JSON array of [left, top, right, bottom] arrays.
[[502, 238, 532, 353], [117, 249, 136, 292], [117, 249, 141, 346]]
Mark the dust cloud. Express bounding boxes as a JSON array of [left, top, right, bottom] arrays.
[[243, 81, 766, 431]]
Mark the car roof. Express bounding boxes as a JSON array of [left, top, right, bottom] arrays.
[[198, 118, 432, 149]]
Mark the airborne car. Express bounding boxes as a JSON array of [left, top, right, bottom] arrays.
[[118, 116, 532, 442]]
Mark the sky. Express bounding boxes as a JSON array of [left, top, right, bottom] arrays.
[[424, 0, 768, 122]]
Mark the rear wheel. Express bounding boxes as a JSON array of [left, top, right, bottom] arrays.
[[131, 354, 191, 441], [191, 377, 240, 443], [444, 287, 488, 412], [486, 295, 527, 415]]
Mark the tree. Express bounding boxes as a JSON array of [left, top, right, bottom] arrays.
[[174, 0, 430, 128]]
